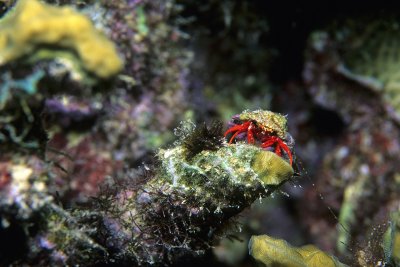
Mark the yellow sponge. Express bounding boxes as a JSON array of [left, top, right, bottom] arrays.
[[251, 151, 293, 185], [249, 235, 348, 267], [0, 0, 123, 80]]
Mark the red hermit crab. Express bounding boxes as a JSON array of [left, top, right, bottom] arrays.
[[224, 110, 293, 165]]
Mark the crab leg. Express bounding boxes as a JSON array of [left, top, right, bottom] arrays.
[[261, 140, 275, 148], [275, 144, 282, 156], [247, 122, 256, 144], [224, 121, 250, 136], [224, 124, 244, 136], [262, 136, 293, 166], [229, 130, 243, 144], [261, 136, 277, 148], [224, 121, 251, 144], [276, 139, 293, 166]]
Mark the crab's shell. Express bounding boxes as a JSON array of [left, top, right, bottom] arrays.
[[239, 109, 288, 139]]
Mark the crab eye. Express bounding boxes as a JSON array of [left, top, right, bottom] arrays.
[[232, 118, 242, 124], [284, 133, 295, 147]]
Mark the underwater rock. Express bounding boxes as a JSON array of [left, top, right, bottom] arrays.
[[0, 70, 48, 151], [157, 143, 293, 190], [302, 17, 400, 266], [0, 135, 287, 266], [0, 0, 124, 152], [333, 20, 400, 123], [0, 70, 44, 110], [0, 158, 51, 220], [392, 221, 400, 265], [80, 116, 294, 265], [0, 0, 122, 82], [303, 19, 400, 124], [0, 108, 295, 266], [0, 0, 201, 265]]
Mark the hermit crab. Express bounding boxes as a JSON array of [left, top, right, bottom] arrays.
[[224, 110, 293, 165]]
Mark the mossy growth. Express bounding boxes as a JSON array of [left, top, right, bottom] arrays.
[[0, 70, 44, 109], [0, 70, 48, 152], [130, 142, 294, 264], [249, 235, 348, 267], [182, 121, 224, 159], [157, 143, 293, 197], [34, 206, 108, 266], [0, 0, 123, 83], [382, 211, 400, 266]]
